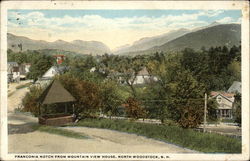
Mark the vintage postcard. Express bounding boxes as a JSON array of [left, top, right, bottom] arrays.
[[0, 0, 249, 161]]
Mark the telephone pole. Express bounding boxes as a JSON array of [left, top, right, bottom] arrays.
[[203, 93, 207, 132]]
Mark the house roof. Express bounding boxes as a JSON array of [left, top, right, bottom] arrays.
[[137, 67, 149, 76], [42, 66, 68, 78], [227, 81, 241, 94], [210, 91, 234, 103], [38, 80, 76, 105], [53, 55, 65, 57], [8, 62, 18, 66], [210, 91, 235, 98]]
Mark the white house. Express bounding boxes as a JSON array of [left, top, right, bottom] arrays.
[[133, 67, 157, 84], [41, 66, 68, 80], [35, 66, 68, 87], [210, 91, 235, 119], [19, 63, 31, 80], [7, 62, 20, 83]]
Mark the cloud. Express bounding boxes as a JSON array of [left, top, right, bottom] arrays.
[[236, 17, 242, 24], [217, 17, 234, 23], [7, 10, 232, 49], [8, 10, 224, 31]]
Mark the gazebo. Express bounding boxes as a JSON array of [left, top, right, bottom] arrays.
[[38, 79, 76, 126]]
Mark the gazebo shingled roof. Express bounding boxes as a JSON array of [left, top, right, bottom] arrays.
[[38, 80, 76, 105]]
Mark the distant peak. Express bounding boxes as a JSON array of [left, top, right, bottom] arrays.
[[178, 28, 189, 31], [71, 40, 83, 43], [55, 39, 66, 42], [210, 21, 220, 26], [53, 39, 68, 44]]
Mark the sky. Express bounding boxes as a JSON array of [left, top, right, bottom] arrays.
[[8, 10, 241, 50]]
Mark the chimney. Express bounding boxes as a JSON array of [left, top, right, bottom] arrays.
[[53, 55, 65, 65]]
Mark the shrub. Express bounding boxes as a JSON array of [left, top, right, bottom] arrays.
[[22, 86, 43, 116], [75, 118, 241, 153], [124, 97, 147, 119], [57, 74, 101, 118]]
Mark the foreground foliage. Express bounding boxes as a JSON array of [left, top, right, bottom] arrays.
[[75, 118, 241, 153], [22, 86, 43, 116]]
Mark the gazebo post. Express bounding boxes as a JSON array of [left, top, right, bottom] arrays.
[[38, 103, 41, 116], [65, 103, 67, 114]]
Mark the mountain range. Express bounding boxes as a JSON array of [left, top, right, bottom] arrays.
[[7, 33, 111, 55], [117, 23, 241, 56], [7, 22, 241, 56], [113, 28, 190, 54], [116, 24, 241, 56]]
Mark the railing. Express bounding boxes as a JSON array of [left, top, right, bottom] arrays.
[[194, 128, 241, 139]]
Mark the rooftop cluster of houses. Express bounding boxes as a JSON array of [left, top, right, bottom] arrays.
[[8, 54, 241, 121], [36, 55, 68, 87], [7, 62, 31, 83]]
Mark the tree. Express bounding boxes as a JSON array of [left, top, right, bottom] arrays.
[[100, 81, 124, 118], [125, 97, 147, 119], [146, 52, 205, 127], [233, 93, 241, 126], [117, 57, 144, 97], [169, 69, 205, 128], [27, 54, 54, 82], [58, 74, 101, 118], [207, 99, 219, 122], [227, 60, 241, 81], [68, 55, 105, 83], [141, 83, 169, 123], [22, 86, 43, 116]]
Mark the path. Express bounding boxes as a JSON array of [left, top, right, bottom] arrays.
[[7, 83, 196, 153]]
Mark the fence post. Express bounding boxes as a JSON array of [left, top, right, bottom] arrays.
[[203, 93, 207, 133]]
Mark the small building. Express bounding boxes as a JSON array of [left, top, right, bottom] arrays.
[[41, 66, 68, 80], [90, 67, 96, 73], [133, 67, 157, 84], [210, 91, 235, 119], [7, 62, 20, 83], [19, 63, 31, 80], [35, 66, 68, 87], [38, 79, 76, 126], [53, 55, 65, 65], [227, 81, 241, 94]]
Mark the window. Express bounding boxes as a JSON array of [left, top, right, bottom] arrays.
[[216, 96, 222, 103]]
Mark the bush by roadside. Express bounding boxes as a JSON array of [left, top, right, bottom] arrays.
[[16, 82, 32, 89], [74, 118, 241, 153]]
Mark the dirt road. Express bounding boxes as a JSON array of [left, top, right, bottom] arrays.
[[7, 83, 196, 153]]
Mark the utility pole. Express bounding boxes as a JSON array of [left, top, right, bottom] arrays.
[[203, 93, 207, 132]]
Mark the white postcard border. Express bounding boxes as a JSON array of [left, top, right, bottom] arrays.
[[1, 1, 249, 161]]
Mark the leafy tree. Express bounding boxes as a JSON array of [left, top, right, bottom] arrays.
[[27, 54, 54, 82], [67, 55, 105, 83], [124, 97, 147, 119], [207, 99, 219, 122], [99, 55, 145, 97], [58, 74, 101, 118], [146, 52, 206, 127], [227, 60, 241, 81], [22, 86, 43, 116], [169, 69, 205, 128], [141, 83, 169, 123], [100, 81, 124, 118], [233, 93, 241, 126]]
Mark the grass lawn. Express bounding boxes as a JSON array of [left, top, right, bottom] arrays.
[[32, 124, 87, 139], [73, 118, 241, 153], [16, 82, 32, 89]]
